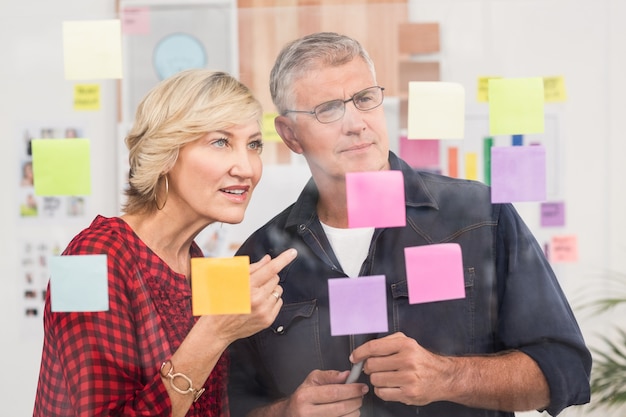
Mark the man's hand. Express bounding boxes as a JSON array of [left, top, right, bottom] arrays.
[[350, 332, 550, 411], [349, 332, 449, 406], [282, 369, 368, 417]]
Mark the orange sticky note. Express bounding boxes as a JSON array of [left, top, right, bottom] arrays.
[[191, 256, 250, 315]]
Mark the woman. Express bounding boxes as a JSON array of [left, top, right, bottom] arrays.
[[33, 69, 297, 417]]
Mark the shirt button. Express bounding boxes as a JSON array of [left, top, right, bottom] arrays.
[[276, 325, 285, 334], [298, 224, 306, 231]]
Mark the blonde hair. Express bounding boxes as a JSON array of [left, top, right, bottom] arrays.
[[122, 69, 263, 214]]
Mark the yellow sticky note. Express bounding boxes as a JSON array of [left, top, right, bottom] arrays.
[[464, 152, 477, 180], [488, 78, 545, 135], [31, 139, 91, 196], [191, 256, 250, 315], [74, 84, 101, 111], [262, 112, 282, 142], [543, 76, 567, 102], [407, 82, 465, 139], [476, 76, 501, 102], [63, 20, 123, 80]]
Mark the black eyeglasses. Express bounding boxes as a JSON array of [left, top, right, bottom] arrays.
[[283, 86, 385, 124]]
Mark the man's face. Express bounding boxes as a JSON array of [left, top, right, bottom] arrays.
[[277, 57, 390, 187]]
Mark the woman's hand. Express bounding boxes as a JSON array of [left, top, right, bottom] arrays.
[[197, 248, 297, 345]]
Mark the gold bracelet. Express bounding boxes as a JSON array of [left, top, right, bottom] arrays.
[[160, 360, 206, 403]]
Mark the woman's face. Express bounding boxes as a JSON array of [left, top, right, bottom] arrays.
[[166, 120, 264, 225]]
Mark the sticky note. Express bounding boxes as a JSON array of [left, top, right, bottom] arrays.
[[488, 78, 544, 135], [74, 84, 100, 110], [541, 202, 566, 227], [262, 112, 282, 142], [512, 134, 524, 146], [191, 256, 250, 315], [549, 235, 578, 263], [399, 137, 440, 170], [465, 152, 477, 181], [328, 275, 388, 336], [448, 147, 458, 178], [404, 244, 465, 304], [121, 7, 150, 35], [407, 82, 465, 139], [346, 170, 406, 228], [50, 254, 108, 312], [477, 76, 501, 102], [31, 139, 91, 196], [63, 20, 123, 80], [543, 76, 567, 102], [483, 137, 493, 185], [491, 145, 546, 203]]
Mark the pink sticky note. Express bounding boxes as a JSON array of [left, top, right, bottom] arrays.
[[346, 171, 406, 228], [399, 136, 440, 170], [549, 235, 578, 263], [404, 244, 465, 304], [328, 275, 388, 336], [490, 146, 546, 203], [121, 7, 150, 35]]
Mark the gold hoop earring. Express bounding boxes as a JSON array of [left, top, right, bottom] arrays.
[[155, 175, 169, 210]]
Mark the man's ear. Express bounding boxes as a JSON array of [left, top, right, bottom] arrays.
[[275, 115, 303, 154]]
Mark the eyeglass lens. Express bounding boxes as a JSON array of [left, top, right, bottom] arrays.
[[315, 86, 383, 123]]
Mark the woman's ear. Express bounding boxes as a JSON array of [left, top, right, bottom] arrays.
[[274, 115, 303, 154]]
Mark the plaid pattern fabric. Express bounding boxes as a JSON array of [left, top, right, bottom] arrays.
[[34, 216, 229, 417]]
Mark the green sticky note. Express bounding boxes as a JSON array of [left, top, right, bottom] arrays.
[[50, 254, 109, 312], [488, 78, 545, 135], [32, 138, 91, 196]]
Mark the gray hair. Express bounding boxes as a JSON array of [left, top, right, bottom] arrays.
[[123, 69, 262, 214], [269, 32, 376, 115]]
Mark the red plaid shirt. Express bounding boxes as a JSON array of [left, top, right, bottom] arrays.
[[34, 216, 229, 417]]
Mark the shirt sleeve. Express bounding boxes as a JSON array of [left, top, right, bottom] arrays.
[[37, 228, 172, 416], [495, 203, 591, 416]]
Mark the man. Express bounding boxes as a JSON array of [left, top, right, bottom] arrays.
[[228, 32, 591, 417]]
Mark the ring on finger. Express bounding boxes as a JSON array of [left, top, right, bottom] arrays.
[[271, 290, 281, 300]]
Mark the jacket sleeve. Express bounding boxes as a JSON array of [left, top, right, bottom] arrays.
[[495, 203, 591, 416]]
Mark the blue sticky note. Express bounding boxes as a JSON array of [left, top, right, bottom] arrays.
[[490, 146, 546, 203], [49, 254, 109, 312], [328, 275, 388, 336], [346, 170, 406, 228]]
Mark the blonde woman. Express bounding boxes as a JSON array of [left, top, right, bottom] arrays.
[[34, 69, 296, 417]]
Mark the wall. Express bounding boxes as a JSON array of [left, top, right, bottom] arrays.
[[0, 0, 624, 416]]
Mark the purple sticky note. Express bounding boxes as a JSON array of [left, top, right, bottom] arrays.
[[404, 244, 465, 304], [490, 145, 546, 203], [540, 202, 565, 227], [328, 275, 388, 336], [346, 171, 406, 228], [399, 136, 440, 170]]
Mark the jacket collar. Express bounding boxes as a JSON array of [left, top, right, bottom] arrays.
[[285, 151, 439, 229]]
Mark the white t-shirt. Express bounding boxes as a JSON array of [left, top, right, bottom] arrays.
[[321, 222, 375, 278]]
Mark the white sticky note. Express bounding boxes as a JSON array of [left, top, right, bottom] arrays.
[[63, 20, 123, 80], [407, 82, 465, 139]]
